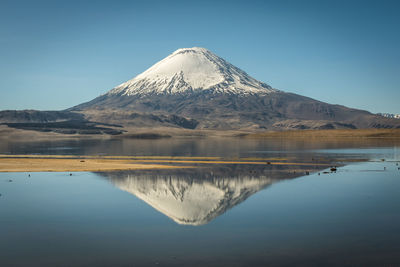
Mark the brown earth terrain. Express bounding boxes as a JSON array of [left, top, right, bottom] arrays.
[[243, 128, 400, 139]]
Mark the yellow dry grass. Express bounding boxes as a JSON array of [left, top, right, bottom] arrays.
[[0, 158, 185, 172], [0, 155, 222, 160], [0, 154, 336, 172]]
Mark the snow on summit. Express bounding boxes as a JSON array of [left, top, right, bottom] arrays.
[[137, 47, 222, 89], [108, 47, 276, 96]]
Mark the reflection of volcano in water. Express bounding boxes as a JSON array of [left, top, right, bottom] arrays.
[[99, 165, 325, 225], [111, 174, 273, 225]]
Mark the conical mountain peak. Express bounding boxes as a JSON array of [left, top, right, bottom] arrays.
[[172, 47, 211, 55], [71, 48, 400, 130], [108, 47, 275, 96]]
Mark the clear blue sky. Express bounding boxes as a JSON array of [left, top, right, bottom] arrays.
[[1, 0, 399, 113]]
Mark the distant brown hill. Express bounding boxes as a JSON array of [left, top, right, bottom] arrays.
[[72, 90, 400, 130]]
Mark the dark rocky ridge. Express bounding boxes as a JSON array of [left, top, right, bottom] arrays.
[[0, 110, 84, 123], [1, 120, 124, 135], [0, 109, 199, 135], [0, 110, 125, 135]]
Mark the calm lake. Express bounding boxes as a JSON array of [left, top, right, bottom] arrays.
[[1, 138, 400, 266]]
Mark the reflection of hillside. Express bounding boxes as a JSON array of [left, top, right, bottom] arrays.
[[98, 165, 325, 226]]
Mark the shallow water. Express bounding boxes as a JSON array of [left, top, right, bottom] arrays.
[[0, 139, 400, 266]]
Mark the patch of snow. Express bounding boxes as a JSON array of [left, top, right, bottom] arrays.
[[108, 47, 276, 96]]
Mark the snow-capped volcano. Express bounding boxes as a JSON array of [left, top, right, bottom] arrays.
[[72, 47, 400, 130], [108, 47, 275, 96]]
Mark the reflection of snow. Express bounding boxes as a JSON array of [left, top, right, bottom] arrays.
[[108, 174, 275, 226]]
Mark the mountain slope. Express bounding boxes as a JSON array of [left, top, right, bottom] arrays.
[[72, 47, 400, 130]]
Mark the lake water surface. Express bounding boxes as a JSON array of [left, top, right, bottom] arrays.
[[1, 138, 399, 266]]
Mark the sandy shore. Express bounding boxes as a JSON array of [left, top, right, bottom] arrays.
[[0, 157, 185, 172], [0, 155, 335, 172]]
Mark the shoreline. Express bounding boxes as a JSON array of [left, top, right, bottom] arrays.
[[0, 157, 186, 172], [242, 129, 400, 139], [0, 154, 337, 173]]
